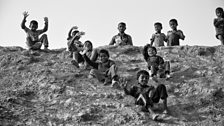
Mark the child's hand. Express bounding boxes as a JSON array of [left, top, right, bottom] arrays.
[[75, 31, 85, 38], [23, 11, 29, 18], [72, 26, 78, 30], [79, 31, 85, 36], [44, 17, 48, 22]]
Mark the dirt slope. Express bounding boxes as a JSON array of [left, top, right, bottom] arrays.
[[0, 45, 224, 126]]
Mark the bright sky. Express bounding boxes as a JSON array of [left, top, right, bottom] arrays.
[[0, 0, 223, 49]]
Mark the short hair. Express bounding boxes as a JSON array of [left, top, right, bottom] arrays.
[[169, 19, 178, 25], [118, 22, 126, 26], [216, 7, 224, 13], [30, 20, 38, 26], [99, 49, 109, 57], [137, 70, 149, 80], [142, 44, 157, 61], [154, 22, 162, 28], [72, 30, 79, 36]]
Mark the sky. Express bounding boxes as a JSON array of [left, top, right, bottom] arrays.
[[0, 0, 224, 49]]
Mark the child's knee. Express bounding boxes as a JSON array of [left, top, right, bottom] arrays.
[[217, 34, 224, 40]]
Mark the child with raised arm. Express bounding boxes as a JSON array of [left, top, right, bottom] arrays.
[[67, 26, 85, 67], [143, 44, 170, 80], [150, 22, 167, 47], [122, 70, 169, 120], [109, 22, 133, 46], [70, 40, 98, 69], [21, 11, 49, 51], [214, 7, 224, 45], [83, 49, 119, 86], [166, 19, 185, 46]]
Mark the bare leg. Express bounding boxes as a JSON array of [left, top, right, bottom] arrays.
[[39, 34, 49, 49], [218, 35, 224, 45]]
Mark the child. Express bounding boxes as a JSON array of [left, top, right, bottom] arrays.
[[150, 22, 167, 47], [67, 26, 85, 67], [21, 11, 49, 51], [109, 22, 133, 46], [143, 44, 170, 79], [214, 7, 224, 45], [122, 70, 169, 120], [166, 19, 185, 46], [71, 40, 98, 69], [83, 49, 119, 86]]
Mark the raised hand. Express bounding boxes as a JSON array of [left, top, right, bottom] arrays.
[[44, 17, 48, 22], [72, 26, 78, 30], [23, 11, 29, 18], [75, 31, 85, 37]]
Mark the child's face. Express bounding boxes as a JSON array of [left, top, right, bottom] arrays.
[[169, 21, 177, 30], [118, 24, 126, 33], [147, 47, 156, 56], [154, 25, 162, 33], [30, 23, 38, 31], [138, 74, 149, 86], [216, 10, 223, 18], [99, 53, 109, 63], [84, 42, 92, 50]]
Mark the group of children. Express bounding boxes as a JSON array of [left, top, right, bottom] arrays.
[[20, 7, 224, 121]]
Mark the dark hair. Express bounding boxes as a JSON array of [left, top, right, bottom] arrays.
[[142, 44, 157, 61], [118, 22, 126, 26], [169, 19, 178, 25], [137, 70, 149, 80], [99, 49, 109, 57], [72, 30, 79, 36], [84, 40, 93, 50], [154, 22, 162, 28], [216, 7, 224, 13], [67, 30, 79, 40], [216, 7, 224, 18], [30, 20, 38, 26]]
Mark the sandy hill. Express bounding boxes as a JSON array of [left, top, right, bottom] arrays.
[[0, 45, 224, 126]]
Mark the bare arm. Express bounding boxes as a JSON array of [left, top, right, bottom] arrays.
[[128, 35, 133, 45], [21, 11, 29, 31], [67, 26, 78, 40], [150, 34, 155, 45], [89, 49, 98, 61], [39, 17, 48, 34], [178, 30, 185, 40], [109, 36, 116, 45], [214, 18, 224, 27], [83, 53, 98, 69]]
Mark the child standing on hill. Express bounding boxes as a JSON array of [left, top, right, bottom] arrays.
[[83, 49, 119, 86], [214, 7, 224, 45], [21, 11, 49, 51], [143, 44, 170, 80], [150, 22, 167, 47], [109, 22, 133, 46], [166, 19, 185, 46], [122, 70, 169, 120]]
